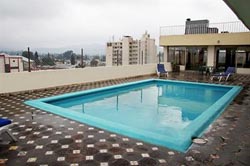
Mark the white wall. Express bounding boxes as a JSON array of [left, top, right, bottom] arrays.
[[237, 68, 250, 74], [0, 64, 158, 94], [0, 57, 5, 73], [19, 59, 23, 72], [163, 47, 168, 63], [147, 39, 157, 64], [122, 37, 130, 66], [106, 46, 113, 66], [9, 58, 23, 72]]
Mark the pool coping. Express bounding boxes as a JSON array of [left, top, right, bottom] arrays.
[[25, 79, 242, 152]]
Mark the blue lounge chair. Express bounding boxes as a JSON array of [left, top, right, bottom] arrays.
[[157, 64, 168, 78], [0, 118, 17, 144], [211, 67, 235, 82]]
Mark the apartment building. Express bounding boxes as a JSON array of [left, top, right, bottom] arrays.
[[106, 32, 157, 66]]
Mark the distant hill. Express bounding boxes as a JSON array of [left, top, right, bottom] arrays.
[[0, 50, 23, 55], [34, 43, 106, 55], [1, 43, 162, 56]]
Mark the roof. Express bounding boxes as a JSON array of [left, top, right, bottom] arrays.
[[0, 53, 22, 58], [0, 53, 34, 62], [22, 56, 34, 62], [223, 0, 250, 30]]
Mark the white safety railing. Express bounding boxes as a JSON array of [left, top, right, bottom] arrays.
[[160, 21, 249, 36]]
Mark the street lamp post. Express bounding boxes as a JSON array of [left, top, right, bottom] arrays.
[[28, 47, 31, 72], [81, 48, 83, 68]]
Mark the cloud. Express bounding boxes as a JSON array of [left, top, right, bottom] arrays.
[[72, 0, 156, 6], [0, 0, 238, 53], [0, 0, 65, 20]]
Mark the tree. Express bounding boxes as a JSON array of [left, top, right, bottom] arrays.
[[34, 51, 40, 65], [62, 50, 74, 60], [90, 59, 98, 67], [93, 55, 100, 60], [22, 51, 34, 60], [70, 54, 76, 65], [41, 53, 55, 66], [84, 55, 89, 60], [100, 55, 106, 62], [76, 62, 86, 68]]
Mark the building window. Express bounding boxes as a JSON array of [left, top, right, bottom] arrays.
[[175, 48, 186, 65], [167, 47, 174, 63], [167, 47, 186, 65], [168, 47, 207, 70], [236, 49, 250, 68], [186, 47, 207, 70]]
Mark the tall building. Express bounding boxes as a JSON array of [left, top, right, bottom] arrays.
[[106, 32, 157, 66], [140, 32, 157, 65]]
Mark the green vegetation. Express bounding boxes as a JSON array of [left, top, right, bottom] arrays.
[[41, 53, 55, 66]]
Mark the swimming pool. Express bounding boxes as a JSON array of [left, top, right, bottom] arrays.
[[25, 79, 242, 152]]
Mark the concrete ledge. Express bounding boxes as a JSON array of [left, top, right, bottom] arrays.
[[0, 74, 155, 96], [0, 64, 158, 94]]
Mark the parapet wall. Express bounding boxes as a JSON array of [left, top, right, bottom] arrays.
[[0, 64, 162, 94]]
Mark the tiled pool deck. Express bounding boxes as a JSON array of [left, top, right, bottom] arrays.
[[0, 72, 249, 166]]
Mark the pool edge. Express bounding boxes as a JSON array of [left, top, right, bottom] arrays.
[[24, 79, 242, 152]]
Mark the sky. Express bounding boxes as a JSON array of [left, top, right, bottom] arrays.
[[0, 0, 239, 54]]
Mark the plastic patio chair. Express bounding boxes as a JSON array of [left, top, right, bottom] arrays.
[[211, 67, 235, 82], [157, 64, 168, 78], [0, 118, 17, 145]]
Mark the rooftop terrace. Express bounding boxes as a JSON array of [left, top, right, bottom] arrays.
[[0, 72, 250, 166]]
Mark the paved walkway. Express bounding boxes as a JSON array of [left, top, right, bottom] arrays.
[[0, 72, 249, 166]]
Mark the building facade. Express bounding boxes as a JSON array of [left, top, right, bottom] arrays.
[[106, 32, 157, 66], [160, 19, 250, 74], [0, 53, 36, 73], [0, 53, 23, 73]]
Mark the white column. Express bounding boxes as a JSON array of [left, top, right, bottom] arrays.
[[163, 46, 172, 71], [207, 46, 216, 66], [163, 47, 168, 62]]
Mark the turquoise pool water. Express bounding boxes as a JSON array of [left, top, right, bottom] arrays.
[[25, 79, 242, 152]]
